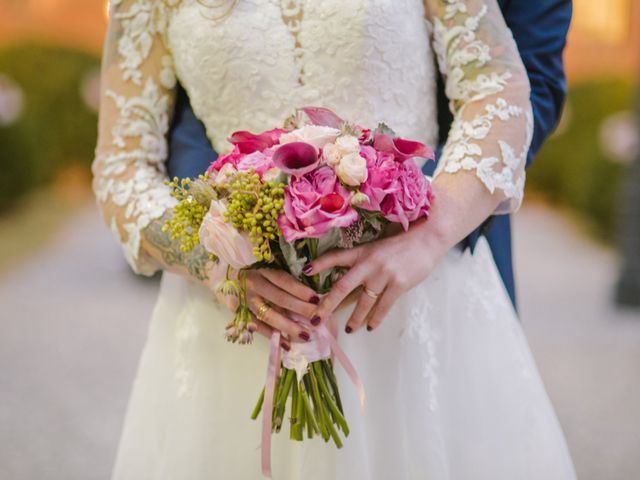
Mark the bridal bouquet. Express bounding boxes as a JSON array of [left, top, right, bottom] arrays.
[[164, 107, 434, 474]]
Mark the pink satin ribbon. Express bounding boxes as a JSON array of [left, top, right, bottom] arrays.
[[262, 330, 282, 478], [260, 318, 365, 478]]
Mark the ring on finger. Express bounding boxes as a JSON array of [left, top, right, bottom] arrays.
[[363, 286, 381, 300], [256, 301, 272, 322]]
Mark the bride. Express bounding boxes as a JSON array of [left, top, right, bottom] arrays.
[[93, 0, 577, 478]]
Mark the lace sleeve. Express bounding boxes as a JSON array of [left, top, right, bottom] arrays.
[[425, 0, 533, 214], [93, 0, 177, 275]]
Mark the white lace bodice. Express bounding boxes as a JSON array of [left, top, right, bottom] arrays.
[[167, 0, 438, 155], [93, 0, 532, 274]]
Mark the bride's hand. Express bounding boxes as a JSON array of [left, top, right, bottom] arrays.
[[211, 268, 320, 345], [305, 218, 451, 333]]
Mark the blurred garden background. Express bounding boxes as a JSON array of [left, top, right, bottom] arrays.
[[0, 0, 639, 479]]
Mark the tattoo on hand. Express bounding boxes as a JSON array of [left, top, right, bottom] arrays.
[[143, 218, 210, 281]]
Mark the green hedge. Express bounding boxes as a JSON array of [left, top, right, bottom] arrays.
[[0, 44, 99, 211], [527, 77, 635, 241]]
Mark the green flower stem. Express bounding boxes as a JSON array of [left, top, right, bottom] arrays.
[[321, 359, 344, 414], [313, 362, 349, 436], [306, 371, 329, 441], [274, 369, 295, 432], [309, 369, 332, 442], [290, 380, 300, 440], [295, 382, 305, 441], [300, 387, 319, 435], [251, 386, 265, 420], [307, 238, 322, 292], [323, 409, 344, 448]]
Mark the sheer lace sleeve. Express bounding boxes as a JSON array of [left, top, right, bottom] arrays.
[[425, 0, 533, 214], [93, 0, 177, 275]]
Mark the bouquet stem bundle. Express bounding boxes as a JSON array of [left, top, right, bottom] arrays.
[[252, 358, 348, 446]]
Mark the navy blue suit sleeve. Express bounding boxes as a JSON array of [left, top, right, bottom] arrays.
[[453, 0, 572, 309], [166, 84, 217, 181], [503, 0, 572, 167]]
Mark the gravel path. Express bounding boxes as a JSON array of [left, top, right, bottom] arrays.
[[0, 204, 638, 480]]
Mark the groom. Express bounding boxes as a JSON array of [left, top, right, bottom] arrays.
[[165, 0, 572, 309]]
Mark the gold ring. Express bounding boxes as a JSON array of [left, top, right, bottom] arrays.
[[256, 302, 272, 322], [363, 286, 381, 300]]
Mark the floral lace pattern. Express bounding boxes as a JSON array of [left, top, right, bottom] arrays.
[[428, 0, 533, 213], [166, 0, 438, 156], [407, 300, 440, 412]]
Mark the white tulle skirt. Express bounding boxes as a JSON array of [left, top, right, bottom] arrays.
[[111, 238, 576, 480]]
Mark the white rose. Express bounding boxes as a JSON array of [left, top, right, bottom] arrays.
[[322, 142, 343, 166], [279, 125, 341, 150], [335, 135, 360, 154], [322, 135, 361, 166], [336, 152, 368, 186]]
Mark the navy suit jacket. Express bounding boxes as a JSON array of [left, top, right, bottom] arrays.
[[166, 0, 571, 309]]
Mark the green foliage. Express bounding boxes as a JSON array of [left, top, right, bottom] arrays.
[[0, 44, 99, 211], [224, 171, 285, 262], [527, 77, 635, 241], [163, 176, 214, 254]]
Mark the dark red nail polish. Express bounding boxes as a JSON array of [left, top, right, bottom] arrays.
[[299, 331, 311, 342], [366, 325, 373, 332], [309, 295, 320, 305], [345, 325, 352, 334], [280, 342, 291, 352], [302, 264, 313, 275], [310, 315, 321, 326]]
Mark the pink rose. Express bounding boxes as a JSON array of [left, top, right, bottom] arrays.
[[272, 142, 320, 177], [373, 133, 435, 162], [228, 128, 288, 154], [278, 166, 358, 242], [198, 200, 258, 269], [360, 145, 433, 230]]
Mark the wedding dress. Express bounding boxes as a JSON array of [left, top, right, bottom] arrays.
[[93, 0, 577, 478]]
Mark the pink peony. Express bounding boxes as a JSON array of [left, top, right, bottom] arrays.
[[379, 160, 433, 230], [228, 128, 288, 154], [359, 145, 402, 209], [360, 145, 433, 230], [236, 149, 276, 176], [373, 133, 435, 162], [278, 166, 358, 242], [272, 142, 320, 177], [199, 200, 258, 269]]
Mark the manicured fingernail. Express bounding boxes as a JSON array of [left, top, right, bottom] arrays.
[[309, 295, 320, 305], [280, 341, 291, 352], [299, 331, 311, 342], [366, 325, 373, 332], [310, 315, 321, 326], [345, 325, 352, 334], [302, 264, 313, 275]]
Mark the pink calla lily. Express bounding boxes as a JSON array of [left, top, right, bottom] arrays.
[[228, 128, 288, 154], [300, 106, 345, 129], [272, 142, 320, 177], [373, 133, 435, 162]]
